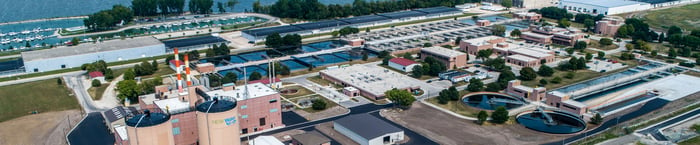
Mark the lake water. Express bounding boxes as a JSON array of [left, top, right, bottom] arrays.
[[0, 0, 356, 23]]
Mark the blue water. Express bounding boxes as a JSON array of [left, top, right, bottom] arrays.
[[301, 46, 320, 53], [305, 40, 343, 50], [218, 65, 268, 80], [462, 94, 524, 110], [574, 80, 647, 102], [517, 112, 586, 134], [229, 55, 247, 63], [0, 0, 358, 23], [280, 60, 307, 71], [0, 19, 87, 50], [556, 63, 661, 94], [299, 54, 346, 67], [238, 51, 269, 61]]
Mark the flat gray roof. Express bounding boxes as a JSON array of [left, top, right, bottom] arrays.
[[561, 0, 649, 8], [22, 37, 163, 62], [320, 64, 419, 97], [334, 114, 403, 139]]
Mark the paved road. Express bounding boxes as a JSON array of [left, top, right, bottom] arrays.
[[544, 98, 671, 145], [66, 112, 115, 145], [637, 107, 700, 141], [241, 103, 439, 145], [64, 75, 107, 113]]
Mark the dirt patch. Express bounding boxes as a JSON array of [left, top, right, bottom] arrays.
[[0, 110, 82, 145], [294, 106, 349, 121], [383, 103, 572, 145]]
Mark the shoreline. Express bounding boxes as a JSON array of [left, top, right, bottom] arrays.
[[0, 16, 87, 26]]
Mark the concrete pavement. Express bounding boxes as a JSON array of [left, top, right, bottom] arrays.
[[64, 75, 107, 113]]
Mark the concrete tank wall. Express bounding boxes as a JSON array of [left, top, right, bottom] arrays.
[[126, 120, 175, 145], [197, 107, 241, 145]]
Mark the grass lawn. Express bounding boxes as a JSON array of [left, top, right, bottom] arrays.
[[426, 97, 479, 117], [543, 18, 585, 29], [280, 85, 315, 99], [307, 76, 334, 87], [679, 135, 700, 145], [300, 95, 338, 113], [139, 64, 175, 79], [684, 71, 700, 77], [88, 84, 109, 100], [520, 70, 604, 89], [0, 79, 80, 122], [588, 39, 619, 50], [644, 3, 700, 30]]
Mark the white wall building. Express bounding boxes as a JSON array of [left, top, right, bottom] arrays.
[[559, 0, 652, 15], [21, 37, 165, 73], [334, 114, 404, 145], [388, 58, 420, 72]]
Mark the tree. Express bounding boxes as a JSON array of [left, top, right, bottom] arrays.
[[151, 60, 159, 72], [585, 53, 593, 61], [551, 76, 562, 84], [667, 26, 682, 36], [249, 72, 262, 81], [92, 79, 102, 87], [448, 86, 459, 101], [491, 106, 509, 124], [217, 2, 226, 13], [378, 51, 390, 58], [402, 53, 413, 60], [382, 56, 393, 65], [597, 51, 606, 59], [206, 48, 215, 57], [57, 78, 63, 85], [472, 15, 479, 21], [437, 89, 450, 104], [557, 19, 571, 28], [497, 71, 517, 87], [124, 69, 135, 80], [312, 99, 327, 110], [564, 72, 575, 79], [265, 33, 283, 48], [467, 78, 484, 92], [574, 41, 587, 50], [331, 31, 339, 37], [71, 37, 80, 46], [590, 113, 603, 125], [365, 28, 370, 32], [519, 67, 537, 81], [423, 43, 432, 47], [510, 29, 521, 38], [500, 0, 512, 9], [492, 25, 506, 36], [117, 80, 139, 102], [539, 79, 548, 86], [104, 69, 114, 80], [537, 65, 554, 77], [485, 82, 502, 92], [226, 0, 239, 12], [362, 53, 368, 61], [477, 49, 493, 61], [208, 74, 221, 87], [668, 48, 678, 59], [189, 0, 214, 14], [411, 66, 423, 78], [477, 111, 489, 125], [658, 33, 666, 43], [600, 38, 613, 46], [651, 50, 658, 57], [385, 89, 416, 108], [584, 19, 595, 31]]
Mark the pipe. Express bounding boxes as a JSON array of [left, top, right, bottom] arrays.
[[175, 48, 182, 93], [185, 55, 192, 86]]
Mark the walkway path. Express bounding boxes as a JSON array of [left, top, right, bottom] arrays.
[[92, 75, 123, 109]]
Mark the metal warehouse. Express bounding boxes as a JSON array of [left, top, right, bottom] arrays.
[[21, 36, 165, 73]]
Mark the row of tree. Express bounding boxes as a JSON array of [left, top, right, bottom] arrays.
[[265, 33, 302, 50], [437, 86, 460, 104], [385, 88, 416, 109], [117, 76, 163, 103], [83, 5, 134, 31], [131, 0, 185, 16], [254, 0, 480, 20], [205, 43, 231, 57], [476, 106, 509, 124], [81, 60, 115, 80]]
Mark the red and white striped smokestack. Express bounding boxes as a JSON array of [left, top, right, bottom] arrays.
[[185, 55, 192, 86], [174, 48, 183, 93]]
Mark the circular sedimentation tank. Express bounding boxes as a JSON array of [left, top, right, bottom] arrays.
[[516, 111, 587, 134], [462, 92, 525, 110]]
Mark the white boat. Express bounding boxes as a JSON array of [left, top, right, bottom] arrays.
[[0, 33, 6, 37], [8, 32, 17, 36], [21, 30, 31, 34], [34, 44, 41, 48], [25, 37, 34, 41], [1, 40, 10, 45], [35, 35, 44, 40], [13, 38, 23, 42], [32, 28, 41, 33]]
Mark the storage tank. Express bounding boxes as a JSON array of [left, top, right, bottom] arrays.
[[125, 110, 174, 145], [196, 97, 241, 145]]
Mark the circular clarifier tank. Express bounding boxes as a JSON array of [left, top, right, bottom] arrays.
[[462, 92, 525, 110], [516, 111, 587, 134]]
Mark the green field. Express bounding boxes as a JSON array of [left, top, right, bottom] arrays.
[[426, 97, 479, 117], [0, 79, 80, 122], [88, 84, 109, 100], [644, 3, 700, 30]]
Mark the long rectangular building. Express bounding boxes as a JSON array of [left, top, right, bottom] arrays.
[[21, 37, 165, 73], [559, 0, 652, 15], [242, 6, 461, 41]]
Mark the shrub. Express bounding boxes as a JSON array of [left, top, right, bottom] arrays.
[[92, 79, 101, 87], [311, 99, 327, 110]]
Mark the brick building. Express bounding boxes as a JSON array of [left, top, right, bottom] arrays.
[[420, 46, 468, 70]]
